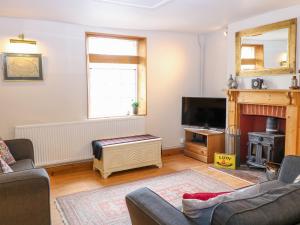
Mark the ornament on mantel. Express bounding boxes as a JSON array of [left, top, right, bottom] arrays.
[[251, 78, 264, 89], [289, 74, 300, 90], [228, 74, 238, 89], [227, 74, 234, 89], [231, 77, 238, 89], [261, 80, 268, 89]]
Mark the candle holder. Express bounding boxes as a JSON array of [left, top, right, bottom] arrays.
[[290, 75, 300, 90]]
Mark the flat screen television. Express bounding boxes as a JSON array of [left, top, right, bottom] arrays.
[[181, 97, 226, 129]]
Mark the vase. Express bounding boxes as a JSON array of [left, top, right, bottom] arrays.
[[231, 77, 238, 89], [133, 107, 138, 115], [227, 74, 234, 89]]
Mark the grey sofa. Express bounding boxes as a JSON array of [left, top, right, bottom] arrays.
[[1, 139, 51, 225], [126, 155, 300, 225]]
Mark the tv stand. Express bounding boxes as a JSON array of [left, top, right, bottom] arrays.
[[184, 128, 225, 163]]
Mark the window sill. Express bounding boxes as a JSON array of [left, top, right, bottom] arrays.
[[87, 115, 146, 121]]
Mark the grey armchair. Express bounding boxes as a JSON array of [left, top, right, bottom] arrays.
[[0, 139, 51, 225], [126, 156, 300, 225]]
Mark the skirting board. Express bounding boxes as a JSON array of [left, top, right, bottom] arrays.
[[162, 147, 184, 156], [46, 147, 183, 176]]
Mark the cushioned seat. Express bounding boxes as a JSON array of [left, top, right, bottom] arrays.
[[211, 183, 300, 225], [10, 159, 34, 172], [126, 156, 300, 225], [0, 139, 51, 225], [259, 179, 285, 192]]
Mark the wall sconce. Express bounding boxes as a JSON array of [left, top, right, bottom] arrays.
[[7, 33, 38, 53], [10, 33, 36, 45]]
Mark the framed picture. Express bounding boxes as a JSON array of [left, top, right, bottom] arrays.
[[3, 53, 43, 81]]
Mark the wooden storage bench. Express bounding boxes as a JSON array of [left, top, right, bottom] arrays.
[[92, 135, 162, 178]]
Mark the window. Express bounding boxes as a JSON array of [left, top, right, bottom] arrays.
[[86, 33, 147, 118], [241, 44, 264, 70], [241, 46, 255, 59]]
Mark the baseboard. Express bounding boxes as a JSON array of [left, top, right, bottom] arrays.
[[162, 147, 184, 156], [46, 159, 93, 176], [45, 147, 184, 175]]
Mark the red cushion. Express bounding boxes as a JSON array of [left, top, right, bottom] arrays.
[[182, 192, 231, 201]]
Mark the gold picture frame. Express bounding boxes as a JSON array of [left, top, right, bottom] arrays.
[[236, 18, 297, 76], [3, 53, 43, 81]]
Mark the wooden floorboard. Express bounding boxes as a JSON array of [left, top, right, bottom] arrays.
[[49, 153, 250, 225]]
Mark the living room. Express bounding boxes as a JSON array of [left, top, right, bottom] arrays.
[[0, 1, 300, 225]]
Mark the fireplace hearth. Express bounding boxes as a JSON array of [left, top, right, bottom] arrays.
[[247, 132, 285, 168]]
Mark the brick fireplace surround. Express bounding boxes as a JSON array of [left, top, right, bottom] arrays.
[[227, 89, 300, 157]]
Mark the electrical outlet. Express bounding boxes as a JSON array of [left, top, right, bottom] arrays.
[[180, 138, 185, 144]]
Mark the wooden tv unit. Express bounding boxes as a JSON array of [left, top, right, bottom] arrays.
[[184, 128, 225, 163]]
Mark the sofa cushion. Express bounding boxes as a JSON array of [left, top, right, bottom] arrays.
[[183, 192, 231, 201], [278, 156, 300, 183], [258, 179, 286, 192], [0, 139, 16, 165], [10, 159, 34, 172], [183, 181, 286, 219], [0, 156, 13, 173], [294, 174, 300, 183], [211, 183, 300, 225]]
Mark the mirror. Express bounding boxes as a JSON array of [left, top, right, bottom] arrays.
[[236, 19, 297, 76]]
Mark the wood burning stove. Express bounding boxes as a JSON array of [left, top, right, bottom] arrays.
[[247, 117, 285, 168], [247, 132, 285, 168]]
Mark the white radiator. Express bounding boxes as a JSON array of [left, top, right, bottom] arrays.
[[15, 117, 146, 167]]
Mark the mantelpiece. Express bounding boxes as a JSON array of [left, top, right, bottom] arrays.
[[227, 89, 300, 156]]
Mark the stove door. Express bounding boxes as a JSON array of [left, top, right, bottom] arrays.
[[248, 142, 262, 165], [261, 144, 272, 163], [247, 142, 272, 168]]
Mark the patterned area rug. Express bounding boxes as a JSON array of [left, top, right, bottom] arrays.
[[56, 170, 234, 225], [211, 165, 267, 184]]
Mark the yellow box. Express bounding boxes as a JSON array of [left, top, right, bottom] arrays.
[[214, 153, 236, 170]]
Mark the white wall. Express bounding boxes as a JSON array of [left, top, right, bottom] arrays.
[[145, 32, 201, 148], [227, 5, 300, 89], [0, 17, 201, 149], [203, 29, 228, 97], [203, 4, 300, 96]]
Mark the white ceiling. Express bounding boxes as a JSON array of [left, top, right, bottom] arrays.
[[0, 0, 300, 32], [96, 0, 175, 9]]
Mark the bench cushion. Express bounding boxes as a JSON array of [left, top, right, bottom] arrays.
[[92, 134, 160, 160]]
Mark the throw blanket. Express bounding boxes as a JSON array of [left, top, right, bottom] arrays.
[[92, 134, 160, 160]]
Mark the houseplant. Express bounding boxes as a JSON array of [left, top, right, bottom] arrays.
[[132, 102, 139, 115]]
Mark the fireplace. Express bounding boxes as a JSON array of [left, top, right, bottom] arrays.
[[227, 89, 300, 158]]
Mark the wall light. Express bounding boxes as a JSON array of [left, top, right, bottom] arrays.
[[10, 34, 36, 45], [7, 33, 38, 53]]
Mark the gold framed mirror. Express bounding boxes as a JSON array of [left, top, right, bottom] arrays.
[[236, 18, 297, 76]]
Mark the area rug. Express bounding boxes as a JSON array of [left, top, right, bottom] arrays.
[[56, 170, 234, 225], [211, 165, 267, 184]]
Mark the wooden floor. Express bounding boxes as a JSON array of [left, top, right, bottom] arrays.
[[49, 153, 251, 225]]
